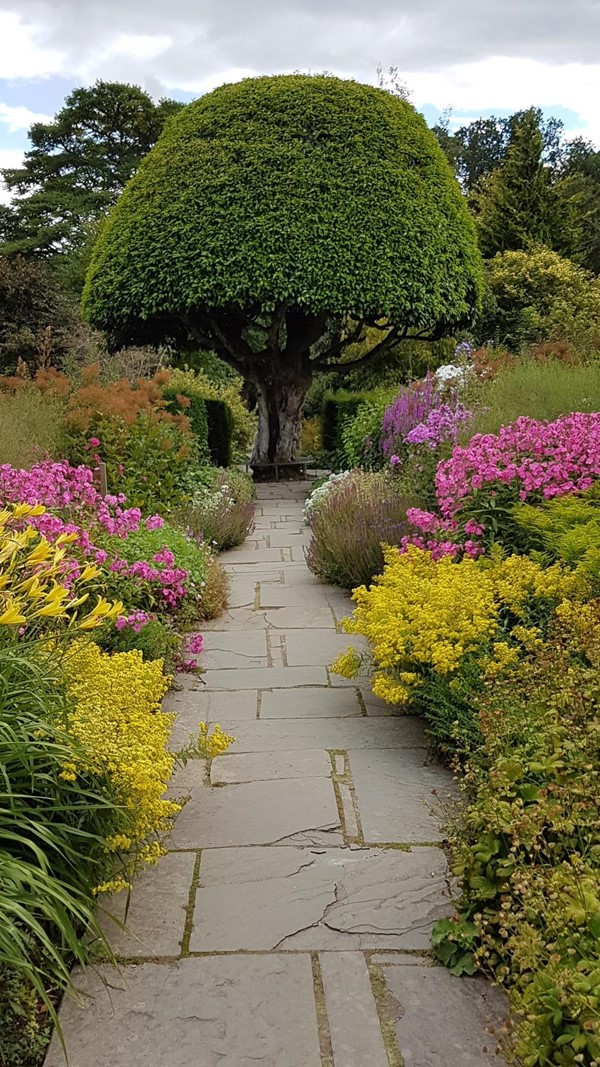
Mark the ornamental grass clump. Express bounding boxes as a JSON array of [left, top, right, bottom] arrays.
[[305, 470, 419, 588], [176, 468, 255, 551]]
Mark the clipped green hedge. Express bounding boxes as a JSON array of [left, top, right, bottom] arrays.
[[205, 398, 234, 468], [163, 386, 234, 467]]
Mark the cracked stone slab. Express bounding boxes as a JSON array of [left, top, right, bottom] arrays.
[[44, 956, 322, 1067], [189, 846, 451, 952], [199, 631, 269, 669], [260, 687, 362, 719], [162, 689, 207, 751], [319, 953, 388, 1067], [382, 965, 510, 1065], [202, 665, 329, 690], [202, 607, 270, 631], [283, 629, 368, 667], [348, 749, 458, 843], [210, 750, 332, 784], [222, 547, 285, 563], [168, 777, 342, 848], [99, 851, 194, 957], [265, 605, 337, 629], [214, 716, 427, 753]]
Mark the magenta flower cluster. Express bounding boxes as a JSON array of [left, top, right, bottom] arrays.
[[405, 403, 474, 451], [436, 413, 600, 519], [0, 460, 187, 613], [115, 610, 152, 633]]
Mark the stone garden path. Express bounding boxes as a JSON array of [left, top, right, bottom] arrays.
[[46, 483, 508, 1067]]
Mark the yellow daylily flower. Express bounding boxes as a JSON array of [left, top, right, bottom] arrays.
[[79, 564, 100, 582], [26, 540, 53, 565], [12, 503, 46, 519], [0, 600, 27, 625]]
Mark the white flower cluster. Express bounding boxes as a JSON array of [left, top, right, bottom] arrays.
[[192, 483, 236, 515], [303, 470, 354, 522]]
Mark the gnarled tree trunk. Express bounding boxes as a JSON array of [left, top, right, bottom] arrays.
[[250, 371, 311, 470]]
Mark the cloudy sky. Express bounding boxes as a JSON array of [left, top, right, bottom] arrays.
[[2, 0, 600, 194]]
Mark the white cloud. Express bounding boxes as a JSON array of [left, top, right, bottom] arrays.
[[0, 102, 53, 133], [0, 11, 62, 79]]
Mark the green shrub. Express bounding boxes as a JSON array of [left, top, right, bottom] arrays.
[[305, 469, 419, 588], [176, 468, 255, 551], [163, 385, 210, 461], [95, 616, 181, 670], [464, 358, 600, 439], [512, 487, 600, 592], [114, 521, 210, 626], [435, 603, 600, 1065], [0, 388, 67, 468], [338, 387, 395, 469], [0, 644, 121, 1064], [320, 391, 368, 460], [205, 398, 234, 467], [479, 246, 600, 356], [167, 368, 255, 462]]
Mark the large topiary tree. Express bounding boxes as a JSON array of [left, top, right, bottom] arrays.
[[83, 74, 482, 467]]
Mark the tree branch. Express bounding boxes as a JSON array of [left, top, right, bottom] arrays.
[[310, 318, 365, 366], [312, 323, 405, 371]]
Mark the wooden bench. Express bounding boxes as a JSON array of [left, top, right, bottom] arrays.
[[245, 457, 318, 481]]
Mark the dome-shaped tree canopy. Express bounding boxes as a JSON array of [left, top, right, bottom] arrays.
[[83, 74, 482, 466]]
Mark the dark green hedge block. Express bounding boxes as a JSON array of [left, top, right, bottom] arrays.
[[321, 390, 368, 457], [205, 398, 234, 467], [163, 386, 210, 461]]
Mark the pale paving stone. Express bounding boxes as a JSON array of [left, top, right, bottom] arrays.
[[283, 629, 368, 667], [348, 749, 458, 843], [201, 606, 270, 631], [319, 953, 388, 1067], [202, 665, 329, 689], [162, 688, 207, 751], [168, 777, 342, 848], [258, 583, 331, 608], [383, 965, 509, 1066], [202, 689, 260, 721], [44, 957, 321, 1067], [214, 716, 427, 752], [268, 529, 312, 548], [99, 851, 194, 957], [199, 630, 268, 669], [264, 604, 336, 628], [260, 686, 362, 718], [210, 750, 332, 784], [189, 846, 451, 952], [221, 547, 285, 563]]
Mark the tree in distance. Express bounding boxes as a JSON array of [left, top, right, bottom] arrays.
[[1, 82, 184, 260], [83, 74, 482, 467]]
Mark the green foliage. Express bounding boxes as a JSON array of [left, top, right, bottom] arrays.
[[163, 385, 210, 462], [0, 644, 120, 1063], [338, 387, 395, 469], [431, 918, 478, 976], [465, 358, 600, 440], [305, 470, 419, 588], [0, 256, 80, 374], [479, 247, 600, 354], [205, 398, 234, 468], [439, 605, 600, 1065], [320, 391, 369, 460], [176, 468, 255, 552], [1, 82, 184, 260], [512, 488, 600, 592], [166, 368, 254, 463], [0, 387, 67, 468], [84, 74, 482, 348], [95, 617, 181, 671], [472, 110, 568, 259]]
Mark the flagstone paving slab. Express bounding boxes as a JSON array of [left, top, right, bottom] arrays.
[[212, 715, 428, 752], [199, 630, 269, 669], [382, 965, 509, 1065], [189, 846, 451, 952], [100, 850, 194, 958], [44, 957, 322, 1067], [202, 665, 329, 689], [167, 777, 342, 848], [319, 952, 389, 1067], [283, 628, 368, 666], [210, 750, 332, 784], [260, 686, 362, 718], [348, 748, 458, 843]]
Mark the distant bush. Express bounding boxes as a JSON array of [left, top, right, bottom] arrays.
[[480, 246, 600, 356], [464, 357, 600, 440], [167, 368, 256, 462], [338, 387, 395, 469], [320, 391, 368, 461], [0, 387, 67, 467], [305, 469, 419, 588], [176, 468, 254, 552]]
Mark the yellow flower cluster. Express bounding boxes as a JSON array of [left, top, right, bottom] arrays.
[[0, 503, 122, 631], [197, 721, 235, 759], [62, 640, 175, 891], [332, 546, 579, 704]]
